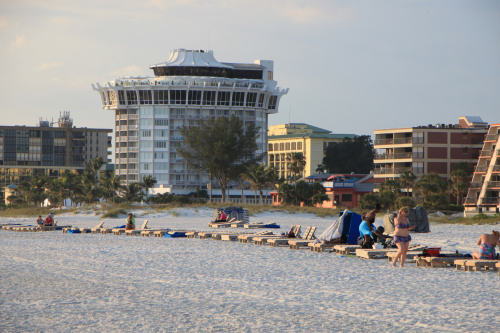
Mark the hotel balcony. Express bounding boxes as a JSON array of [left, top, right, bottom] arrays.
[[468, 182, 483, 189], [374, 137, 420, 146], [374, 152, 416, 160], [464, 197, 477, 205], [480, 197, 500, 205], [374, 167, 411, 175], [479, 150, 494, 158], [484, 133, 499, 141], [486, 181, 500, 189], [492, 165, 500, 173], [474, 165, 489, 173]]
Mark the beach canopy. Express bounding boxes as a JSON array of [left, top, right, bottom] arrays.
[[383, 206, 430, 233], [317, 210, 362, 245]]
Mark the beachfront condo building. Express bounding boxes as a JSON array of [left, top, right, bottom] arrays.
[[373, 116, 488, 196], [267, 123, 357, 179], [93, 49, 288, 194], [0, 112, 112, 189], [464, 123, 500, 217]]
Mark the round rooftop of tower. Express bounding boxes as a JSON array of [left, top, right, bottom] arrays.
[[150, 49, 265, 80]]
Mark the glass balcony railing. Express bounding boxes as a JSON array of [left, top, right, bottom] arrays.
[[484, 134, 499, 141], [481, 197, 499, 204], [464, 197, 477, 205], [474, 166, 489, 173], [486, 181, 500, 188], [469, 182, 483, 189], [374, 152, 414, 160]]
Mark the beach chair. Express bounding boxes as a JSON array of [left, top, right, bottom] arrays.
[[91, 221, 105, 233], [125, 220, 149, 236], [288, 226, 317, 250]]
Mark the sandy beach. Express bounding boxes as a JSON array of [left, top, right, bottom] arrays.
[[1, 207, 499, 332]]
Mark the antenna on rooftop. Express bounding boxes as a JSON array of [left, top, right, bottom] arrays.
[[208, 29, 211, 51]]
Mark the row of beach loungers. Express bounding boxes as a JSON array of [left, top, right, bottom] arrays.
[[3, 222, 499, 274]]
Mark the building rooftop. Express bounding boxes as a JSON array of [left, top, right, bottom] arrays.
[[150, 49, 233, 69]]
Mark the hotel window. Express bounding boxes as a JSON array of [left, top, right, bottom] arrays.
[[140, 108, 153, 116], [170, 90, 186, 104], [140, 163, 151, 171], [139, 90, 152, 105], [217, 92, 230, 106], [154, 119, 169, 126], [246, 93, 257, 107], [341, 194, 352, 202], [140, 152, 152, 159], [232, 92, 245, 106], [154, 130, 168, 137], [126, 91, 137, 105], [274, 143, 279, 151], [154, 141, 167, 148], [140, 141, 153, 148], [258, 94, 265, 108], [154, 162, 168, 170], [118, 91, 125, 105], [268, 143, 273, 152], [291, 142, 296, 150], [268, 95, 278, 110], [154, 90, 168, 104], [140, 119, 153, 127], [154, 108, 169, 116], [285, 142, 290, 150], [297, 142, 302, 150], [280, 143, 284, 150], [141, 130, 152, 138], [154, 152, 167, 159], [188, 90, 202, 105], [203, 91, 216, 106]]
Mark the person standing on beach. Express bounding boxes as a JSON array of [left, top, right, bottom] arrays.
[[392, 207, 416, 267], [125, 213, 136, 230]]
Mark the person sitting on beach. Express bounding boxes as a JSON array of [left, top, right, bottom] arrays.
[[358, 214, 377, 248], [372, 226, 393, 248], [36, 215, 44, 227], [214, 210, 227, 222], [125, 213, 136, 230], [472, 230, 500, 260], [44, 213, 54, 226]]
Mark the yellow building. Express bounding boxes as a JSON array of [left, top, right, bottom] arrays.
[[267, 123, 357, 179]]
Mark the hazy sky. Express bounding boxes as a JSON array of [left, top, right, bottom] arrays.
[[1, 0, 499, 137]]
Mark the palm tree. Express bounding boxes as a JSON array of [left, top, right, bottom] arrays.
[[243, 164, 277, 204], [17, 174, 47, 207], [399, 170, 417, 197], [86, 157, 105, 186], [286, 152, 306, 183], [120, 182, 145, 203], [450, 168, 469, 204], [140, 175, 157, 202], [105, 173, 122, 203]]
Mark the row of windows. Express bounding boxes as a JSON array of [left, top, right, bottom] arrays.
[[268, 141, 303, 152], [104, 90, 278, 109]]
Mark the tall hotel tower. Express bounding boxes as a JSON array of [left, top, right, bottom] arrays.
[[93, 49, 288, 194]]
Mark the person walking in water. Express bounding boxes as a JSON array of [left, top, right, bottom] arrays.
[[392, 207, 416, 267]]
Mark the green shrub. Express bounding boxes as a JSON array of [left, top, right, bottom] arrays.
[[394, 197, 416, 209], [448, 204, 464, 212], [471, 213, 489, 221], [102, 208, 127, 218]]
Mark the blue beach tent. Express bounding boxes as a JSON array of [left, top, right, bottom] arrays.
[[317, 210, 362, 245]]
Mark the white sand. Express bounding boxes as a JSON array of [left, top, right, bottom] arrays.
[[1, 207, 499, 332]]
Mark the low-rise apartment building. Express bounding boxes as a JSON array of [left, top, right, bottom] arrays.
[[267, 123, 356, 179], [373, 116, 488, 195], [0, 112, 112, 192]]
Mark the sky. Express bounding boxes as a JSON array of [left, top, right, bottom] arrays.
[[1, 0, 499, 137]]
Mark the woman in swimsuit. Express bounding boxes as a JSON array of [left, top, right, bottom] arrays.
[[392, 206, 416, 267], [472, 230, 500, 260]]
